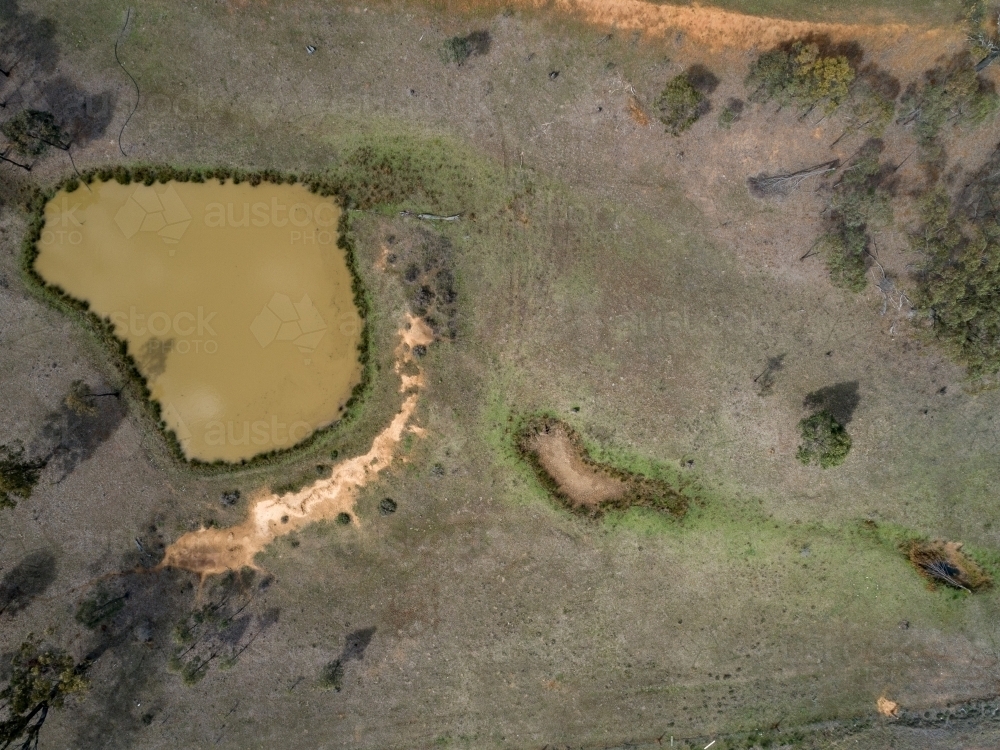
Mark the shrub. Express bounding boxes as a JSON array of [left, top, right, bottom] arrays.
[[796, 410, 851, 468], [655, 74, 705, 136], [1, 110, 65, 156], [745, 48, 795, 104], [0, 445, 45, 510], [818, 227, 868, 293], [845, 78, 896, 138], [717, 98, 744, 129], [746, 42, 854, 112], [0, 638, 89, 749], [319, 659, 344, 691], [831, 151, 892, 230], [442, 30, 491, 65]]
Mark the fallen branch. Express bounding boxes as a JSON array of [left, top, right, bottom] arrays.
[[399, 211, 463, 221], [747, 160, 839, 198]]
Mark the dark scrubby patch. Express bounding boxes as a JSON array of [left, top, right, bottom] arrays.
[[745, 36, 857, 114], [796, 410, 851, 468], [817, 140, 894, 292], [515, 414, 688, 519], [906, 539, 991, 593], [910, 186, 1000, 383], [333, 144, 439, 210], [441, 30, 491, 66], [898, 52, 999, 174], [384, 228, 460, 341]]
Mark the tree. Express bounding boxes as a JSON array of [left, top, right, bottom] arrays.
[[655, 74, 705, 136], [745, 42, 855, 112], [0, 446, 45, 511], [796, 411, 852, 468], [840, 78, 896, 140], [899, 57, 999, 148], [818, 145, 892, 292], [0, 638, 89, 750], [911, 188, 1000, 381], [0, 109, 65, 157], [817, 227, 869, 293]]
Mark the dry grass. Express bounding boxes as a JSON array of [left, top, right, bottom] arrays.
[[628, 95, 651, 126]]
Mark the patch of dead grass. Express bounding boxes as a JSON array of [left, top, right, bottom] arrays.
[[628, 96, 650, 127]]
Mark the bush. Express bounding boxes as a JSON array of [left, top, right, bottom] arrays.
[[831, 151, 892, 230], [796, 411, 851, 468], [845, 78, 896, 138], [0, 445, 45, 510], [717, 98, 744, 129], [319, 659, 344, 691], [655, 74, 705, 136], [442, 30, 491, 65], [819, 227, 868, 292], [746, 42, 854, 112]]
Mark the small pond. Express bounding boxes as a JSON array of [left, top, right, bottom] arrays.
[[35, 179, 363, 462]]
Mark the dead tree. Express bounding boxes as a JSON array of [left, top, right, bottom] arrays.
[[747, 160, 839, 198]]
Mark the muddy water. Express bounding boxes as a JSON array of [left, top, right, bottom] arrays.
[[35, 180, 362, 462], [158, 316, 433, 576]]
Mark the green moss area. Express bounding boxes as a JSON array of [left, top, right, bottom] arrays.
[[515, 414, 690, 517]]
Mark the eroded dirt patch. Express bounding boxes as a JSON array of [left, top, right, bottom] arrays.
[[157, 315, 433, 577], [907, 540, 992, 593], [518, 416, 687, 517]]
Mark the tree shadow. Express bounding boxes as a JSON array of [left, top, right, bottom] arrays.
[[340, 626, 376, 662], [754, 353, 786, 395], [685, 64, 719, 95], [804, 381, 861, 425], [33, 385, 127, 481], [0, 549, 57, 617]]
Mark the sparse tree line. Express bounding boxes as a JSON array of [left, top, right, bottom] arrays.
[[640, 15, 1000, 385]]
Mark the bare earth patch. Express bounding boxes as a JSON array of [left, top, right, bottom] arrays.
[[518, 416, 687, 517], [528, 421, 628, 510]]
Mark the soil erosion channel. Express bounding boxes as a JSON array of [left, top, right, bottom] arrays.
[[35, 179, 362, 462], [159, 315, 433, 577]]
